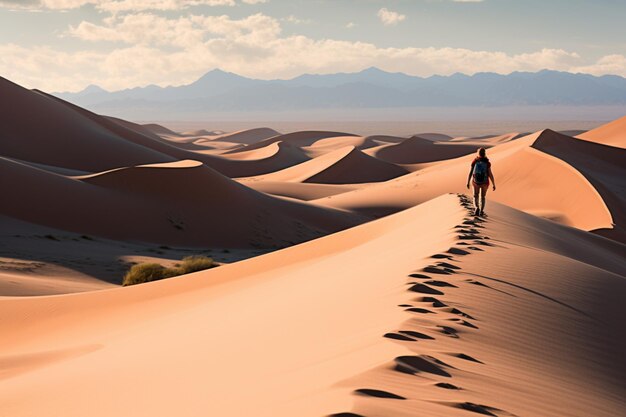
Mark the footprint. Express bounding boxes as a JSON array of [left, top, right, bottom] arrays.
[[465, 279, 488, 287], [354, 389, 405, 400], [398, 330, 435, 340], [394, 355, 452, 377], [423, 266, 453, 275], [398, 304, 413, 308], [437, 325, 460, 338], [436, 262, 461, 270], [384, 333, 417, 342], [431, 254, 453, 259], [420, 296, 447, 307], [406, 307, 434, 314], [409, 273, 431, 279], [447, 247, 470, 256], [424, 280, 458, 288], [446, 319, 479, 329], [453, 402, 499, 416], [408, 283, 444, 295], [435, 382, 461, 390], [457, 229, 479, 236], [328, 414, 365, 417], [467, 246, 484, 251], [450, 353, 483, 363], [446, 307, 476, 319]]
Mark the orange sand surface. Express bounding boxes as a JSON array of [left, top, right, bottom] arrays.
[[0, 76, 624, 417]]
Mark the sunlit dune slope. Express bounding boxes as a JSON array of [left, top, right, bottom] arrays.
[[224, 131, 358, 154], [316, 129, 623, 240], [0, 194, 623, 417], [248, 145, 409, 184], [365, 136, 480, 164], [577, 115, 626, 148]]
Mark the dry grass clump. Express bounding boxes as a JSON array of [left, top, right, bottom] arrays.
[[123, 256, 217, 286]]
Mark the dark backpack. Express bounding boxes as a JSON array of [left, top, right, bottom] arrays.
[[473, 160, 489, 184]]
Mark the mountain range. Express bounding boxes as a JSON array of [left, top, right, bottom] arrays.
[[55, 68, 626, 117]]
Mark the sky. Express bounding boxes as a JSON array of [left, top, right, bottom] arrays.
[[0, 0, 625, 92]]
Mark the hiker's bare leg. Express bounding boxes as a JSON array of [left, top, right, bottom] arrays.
[[480, 186, 488, 212], [473, 184, 480, 210]]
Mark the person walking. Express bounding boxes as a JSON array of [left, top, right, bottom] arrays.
[[466, 148, 496, 216]]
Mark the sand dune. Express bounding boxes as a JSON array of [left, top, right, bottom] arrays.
[[208, 141, 312, 177], [218, 140, 308, 163], [1, 74, 624, 417], [1, 194, 623, 417], [206, 127, 281, 144], [250, 146, 409, 184], [415, 132, 454, 141], [0, 77, 176, 171], [531, 129, 626, 241], [180, 129, 219, 136], [318, 130, 623, 239], [240, 180, 359, 200], [0, 80, 309, 178], [141, 123, 179, 136], [448, 132, 522, 144], [365, 136, 480, 164], [224, 131, 357, 154], [0, 157, 361, 247], [577, 115, 626, 148], [304, 135, 404, 157]]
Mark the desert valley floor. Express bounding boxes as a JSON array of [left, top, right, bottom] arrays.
[[0, 76, 624, 416]]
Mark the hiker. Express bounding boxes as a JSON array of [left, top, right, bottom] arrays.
[[466, 148, 496, 216]]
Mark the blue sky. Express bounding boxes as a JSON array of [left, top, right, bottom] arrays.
[[0, 0, 624, 92]]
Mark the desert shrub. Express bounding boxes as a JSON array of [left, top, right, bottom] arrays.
[[123, 263, 170, 286], [123, 256, 217, 286], [179, 255, 217, 274]]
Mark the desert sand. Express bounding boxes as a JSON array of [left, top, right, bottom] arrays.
[[0, 76, 624, 417]]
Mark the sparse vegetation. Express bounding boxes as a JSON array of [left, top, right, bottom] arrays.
[[122, 255, 218, 286], [178, 255, 216, 274]]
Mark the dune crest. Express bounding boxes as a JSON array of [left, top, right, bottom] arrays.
[[317, 129, 623, 240], [366, 135, 480, 164], [207, 127, 281, 144], [224, 131, 357, 154], [577, 115, 626, 148], [250, 145, 409, 184]]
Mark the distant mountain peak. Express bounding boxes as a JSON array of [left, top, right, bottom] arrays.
[[196, 68, 244, 79], [359, 66, 389, 74], [83, 84, 106, 93]]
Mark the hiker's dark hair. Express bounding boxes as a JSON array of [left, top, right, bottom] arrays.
[[478, 148, 486, 157]]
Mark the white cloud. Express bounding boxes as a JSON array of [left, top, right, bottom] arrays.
[[69, 12, 281, 45], [282, 15, 310, 24], [100, 0, 235, 12], [0, 0, 239, 10], [572, 54, 626, 76], [346, 22, 355, 29], [377, 8, 405, 26], [1, 12, 625, 92], [241, 0, 267, 4]]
